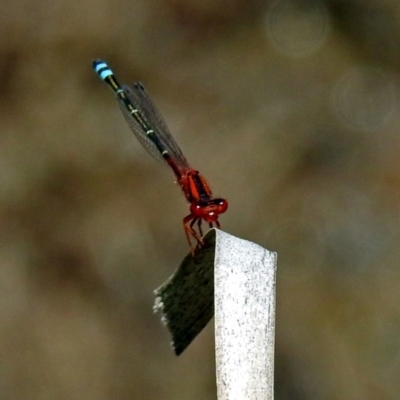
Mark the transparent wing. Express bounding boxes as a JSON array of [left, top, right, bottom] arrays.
[[116, 83, 191, 170]]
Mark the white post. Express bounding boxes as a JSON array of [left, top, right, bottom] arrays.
[[214, 230, 277, 400], [154, 229, 277, 399]]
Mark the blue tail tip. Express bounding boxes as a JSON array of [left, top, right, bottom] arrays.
[[92, 59, 114, 80]]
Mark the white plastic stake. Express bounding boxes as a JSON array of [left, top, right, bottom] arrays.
[[214, 230, 277, 400]]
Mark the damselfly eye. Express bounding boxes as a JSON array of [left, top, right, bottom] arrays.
[[216, 199, 228, 214]]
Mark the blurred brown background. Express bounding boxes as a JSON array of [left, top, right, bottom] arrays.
[[1, 0, 400, 398]]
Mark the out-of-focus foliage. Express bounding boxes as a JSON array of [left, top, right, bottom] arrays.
[[1, 0, 400, 398]]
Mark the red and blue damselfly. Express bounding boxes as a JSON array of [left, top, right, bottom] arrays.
[[93, 60, 228, 253]]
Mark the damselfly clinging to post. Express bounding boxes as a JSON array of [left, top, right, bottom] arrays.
[[92, 60, 228, 253]]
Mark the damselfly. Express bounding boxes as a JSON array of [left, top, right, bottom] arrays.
[[93, 60, 228, 253]]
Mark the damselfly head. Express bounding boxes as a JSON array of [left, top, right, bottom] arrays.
[[190, 199, 228, 223]]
